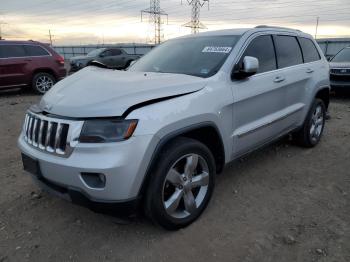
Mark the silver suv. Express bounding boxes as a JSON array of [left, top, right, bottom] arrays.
[[18, 26, 330, 230]]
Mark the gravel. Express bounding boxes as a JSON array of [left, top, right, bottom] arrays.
[[0, 90, 349, 262]]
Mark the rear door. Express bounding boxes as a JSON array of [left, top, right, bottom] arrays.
[[272, 35, 311, 127], [231, 34, 288, 156], [0, 44, 29, 89]]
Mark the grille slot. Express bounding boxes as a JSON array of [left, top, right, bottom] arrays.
[[23, 113, 79, 156]]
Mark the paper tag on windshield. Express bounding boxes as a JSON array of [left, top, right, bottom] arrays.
[[202, 46, 232, 53]]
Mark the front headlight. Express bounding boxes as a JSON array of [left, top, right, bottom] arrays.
[[79, 119, 138, 143]]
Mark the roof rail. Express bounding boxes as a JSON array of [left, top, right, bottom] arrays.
[[255, 25, 301, 32]]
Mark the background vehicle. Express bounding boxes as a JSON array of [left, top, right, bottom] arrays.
[[18, 27, 330, 230], [69, 48, 141, 72], [329, 47, 350, 92], [0, 40, 66, 94]]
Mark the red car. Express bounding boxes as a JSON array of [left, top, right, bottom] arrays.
[[0, 40, 66, 94]]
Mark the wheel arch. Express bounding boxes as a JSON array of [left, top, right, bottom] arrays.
[[31, 68, 57, 81], [138, 122, 226, 198], [315, 87, 330, 110]]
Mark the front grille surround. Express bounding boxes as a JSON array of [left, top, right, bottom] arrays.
[[23, 112, 84, 157]]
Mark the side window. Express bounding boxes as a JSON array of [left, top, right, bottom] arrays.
[[24, 45, 50, 56], [111, 49, 122, 56], [0, 45, 26, 58], [298, 37, 321, 63], [274, 35, 303, 68], [102, 50, 113, 57], [242, 35, 277, 73]]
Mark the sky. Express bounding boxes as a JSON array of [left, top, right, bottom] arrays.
[[1, 0, 350, 45]]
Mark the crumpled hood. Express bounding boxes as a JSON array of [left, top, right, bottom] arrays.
[[329, 62, 350, 69], [39, 66, 207, 118]]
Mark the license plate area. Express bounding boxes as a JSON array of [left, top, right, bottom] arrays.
[[21, 153, 42, 178]]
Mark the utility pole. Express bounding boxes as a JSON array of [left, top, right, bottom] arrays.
[[141, 0, 168, 44], [46, 30, 56, 46], [183, 0, 209, 34], [315, 16, 319, 40], [0, 21, 8, 40]]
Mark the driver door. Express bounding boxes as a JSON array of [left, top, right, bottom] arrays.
[[231, 34, 288, 157]]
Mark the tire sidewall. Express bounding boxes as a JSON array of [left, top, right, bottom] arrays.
[[305, 99, 326, 146], [147, 138, 215, 229]]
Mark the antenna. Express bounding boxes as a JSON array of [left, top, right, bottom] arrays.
[[141, 0, 168, 44], [183, 0, 209, 34]]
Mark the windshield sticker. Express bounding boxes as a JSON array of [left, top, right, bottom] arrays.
[[200, 68, 210, 74], [202, 46, 232, 53]]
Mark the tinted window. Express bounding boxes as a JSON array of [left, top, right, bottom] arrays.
[[299, 38, 320, 63], [0, 45, 26, 58], [242, 35, 276, 73], [331, 48, 350, 63], [102, 50, 113, 57], [274, 35, 303, 68], [24, 45, 50, 56], [110, 49, 122, 56]]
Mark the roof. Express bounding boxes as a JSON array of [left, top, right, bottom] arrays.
[[177, 26, 311, 39], [0, 40, 47, 45]]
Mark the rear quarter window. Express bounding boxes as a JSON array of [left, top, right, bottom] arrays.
[[0, 45, 26, 58], [298, 38, 321, 63], [274, 35, 303, 68], [24, 45, 50, 56]]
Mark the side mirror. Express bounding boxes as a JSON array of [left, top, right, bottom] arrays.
[[232, 56, 259, 80], [99, 53, 106, 58]]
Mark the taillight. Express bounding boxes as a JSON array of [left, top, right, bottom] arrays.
[[56, 56, 65, 65]]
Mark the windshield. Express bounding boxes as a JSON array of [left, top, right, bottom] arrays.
[[87, 48, 106, 57], [129, 35, 241, 78], [331, 48, 350, 63]]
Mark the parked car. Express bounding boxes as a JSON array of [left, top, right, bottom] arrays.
[[69, 48, 141, 72], [329, 47, 350, 92], [0, 40, 66, 94], [18, 26, 330, 230]]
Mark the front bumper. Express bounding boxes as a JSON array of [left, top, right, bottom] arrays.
[[18, 133, 158, 202]]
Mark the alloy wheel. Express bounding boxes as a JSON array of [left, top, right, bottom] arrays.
[[310, 104, 324, 142], [162, 154, 210, 219], [36, 75, 54, 93]]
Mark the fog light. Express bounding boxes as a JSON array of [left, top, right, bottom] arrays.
[[80, 173, 106, 189]]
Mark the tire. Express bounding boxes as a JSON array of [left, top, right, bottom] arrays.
[[294, 98, 326, 147], [32, 72, 56, 94], [145, 137, 216, 230]]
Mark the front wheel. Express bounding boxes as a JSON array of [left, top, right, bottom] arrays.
[[294, 98, 326, 147], [145, 137, 215, 230]]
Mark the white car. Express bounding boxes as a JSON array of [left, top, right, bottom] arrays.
[[18, 26, 330, 230]]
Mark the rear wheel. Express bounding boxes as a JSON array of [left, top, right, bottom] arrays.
[[32, 72, 56, 94], [294, 98, 326, 147], [145, 137, 215, 230]]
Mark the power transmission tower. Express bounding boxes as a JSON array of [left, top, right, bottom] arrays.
[[141, 0, 168, 44], [183, 0, 209, 34]]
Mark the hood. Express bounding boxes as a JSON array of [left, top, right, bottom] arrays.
[[70, 56, 91, 62], [39, 67, 207, 118], [329, 62, 350, 69]]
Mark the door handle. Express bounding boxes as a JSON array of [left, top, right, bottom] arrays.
[[274, 76, 285, 83], [306, 68, 314, 73]]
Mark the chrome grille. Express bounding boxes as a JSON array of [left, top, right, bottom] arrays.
[[23, 112, 84, 157]]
